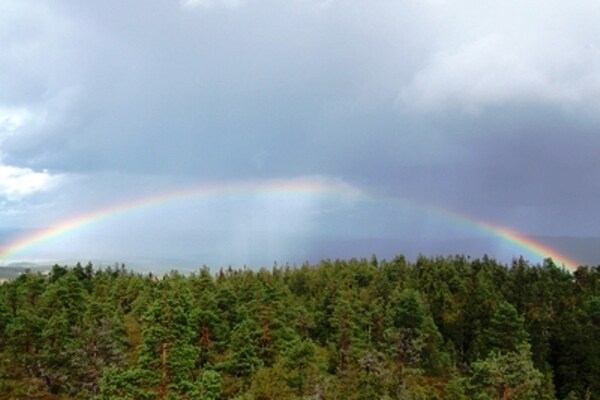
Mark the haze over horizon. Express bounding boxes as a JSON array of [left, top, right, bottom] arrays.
[[1, 0, 599, 270]]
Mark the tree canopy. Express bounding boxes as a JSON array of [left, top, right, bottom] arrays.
[[0, 256, 598, 399]]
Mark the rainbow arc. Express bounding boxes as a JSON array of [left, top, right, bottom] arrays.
[[0, 177, 581, 271]]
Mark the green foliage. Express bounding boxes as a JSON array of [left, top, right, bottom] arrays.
[[486, 301, 529, 353], [469, 345, 544, 400], [220, 317, 264, 379], [0, 257, 597, 399], [197, 369, 223, 400], [97, 367, 158, 400]]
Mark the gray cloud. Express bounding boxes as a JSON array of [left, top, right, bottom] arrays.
[[1, 0, 599, 267], [400, 0, 600, 112]]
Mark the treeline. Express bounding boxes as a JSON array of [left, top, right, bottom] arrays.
[[0, 255, 598, 399]]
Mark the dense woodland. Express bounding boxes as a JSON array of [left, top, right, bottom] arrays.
[[0, 255, 598, 400]]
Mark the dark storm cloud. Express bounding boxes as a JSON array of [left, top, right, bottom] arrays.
[[3, 0, 425, 177], [2, 0, 600, 266]]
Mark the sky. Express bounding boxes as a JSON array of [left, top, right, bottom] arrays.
[[1, 0, 599, 270]]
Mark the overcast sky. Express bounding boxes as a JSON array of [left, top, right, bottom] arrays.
[[1, 0, 599, 270]]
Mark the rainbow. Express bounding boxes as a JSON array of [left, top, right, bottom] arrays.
[[0, 177, 581, 271], [479, 221, 581, 271], [0, 177, 360, 262], [430, 205, 582, 271], [363, 197, 582, 272]]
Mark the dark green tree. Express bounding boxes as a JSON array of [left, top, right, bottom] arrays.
[[486, 301, 529, 354]]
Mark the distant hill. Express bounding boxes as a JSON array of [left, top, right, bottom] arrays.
[[0, 263, 52, 280]]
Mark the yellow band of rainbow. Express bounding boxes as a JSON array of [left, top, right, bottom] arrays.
[[0, 177, 581, 271]]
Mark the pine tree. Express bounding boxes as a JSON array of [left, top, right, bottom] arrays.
[[196, 369, 223, 400], [385, 288, 447, 375], [137, 273, 199, 398], [36, 272, 87, 394], [486, 301, 529, 354], [469, 344, 544, 400]]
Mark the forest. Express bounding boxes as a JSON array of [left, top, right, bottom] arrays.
[[0, 255, 598, 400]]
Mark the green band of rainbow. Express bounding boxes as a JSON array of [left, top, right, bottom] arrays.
[[0, 177, 581, 271], [0, 177, 360, 262], [362, 196, 581, 271], [437, 208, 581, 271]]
